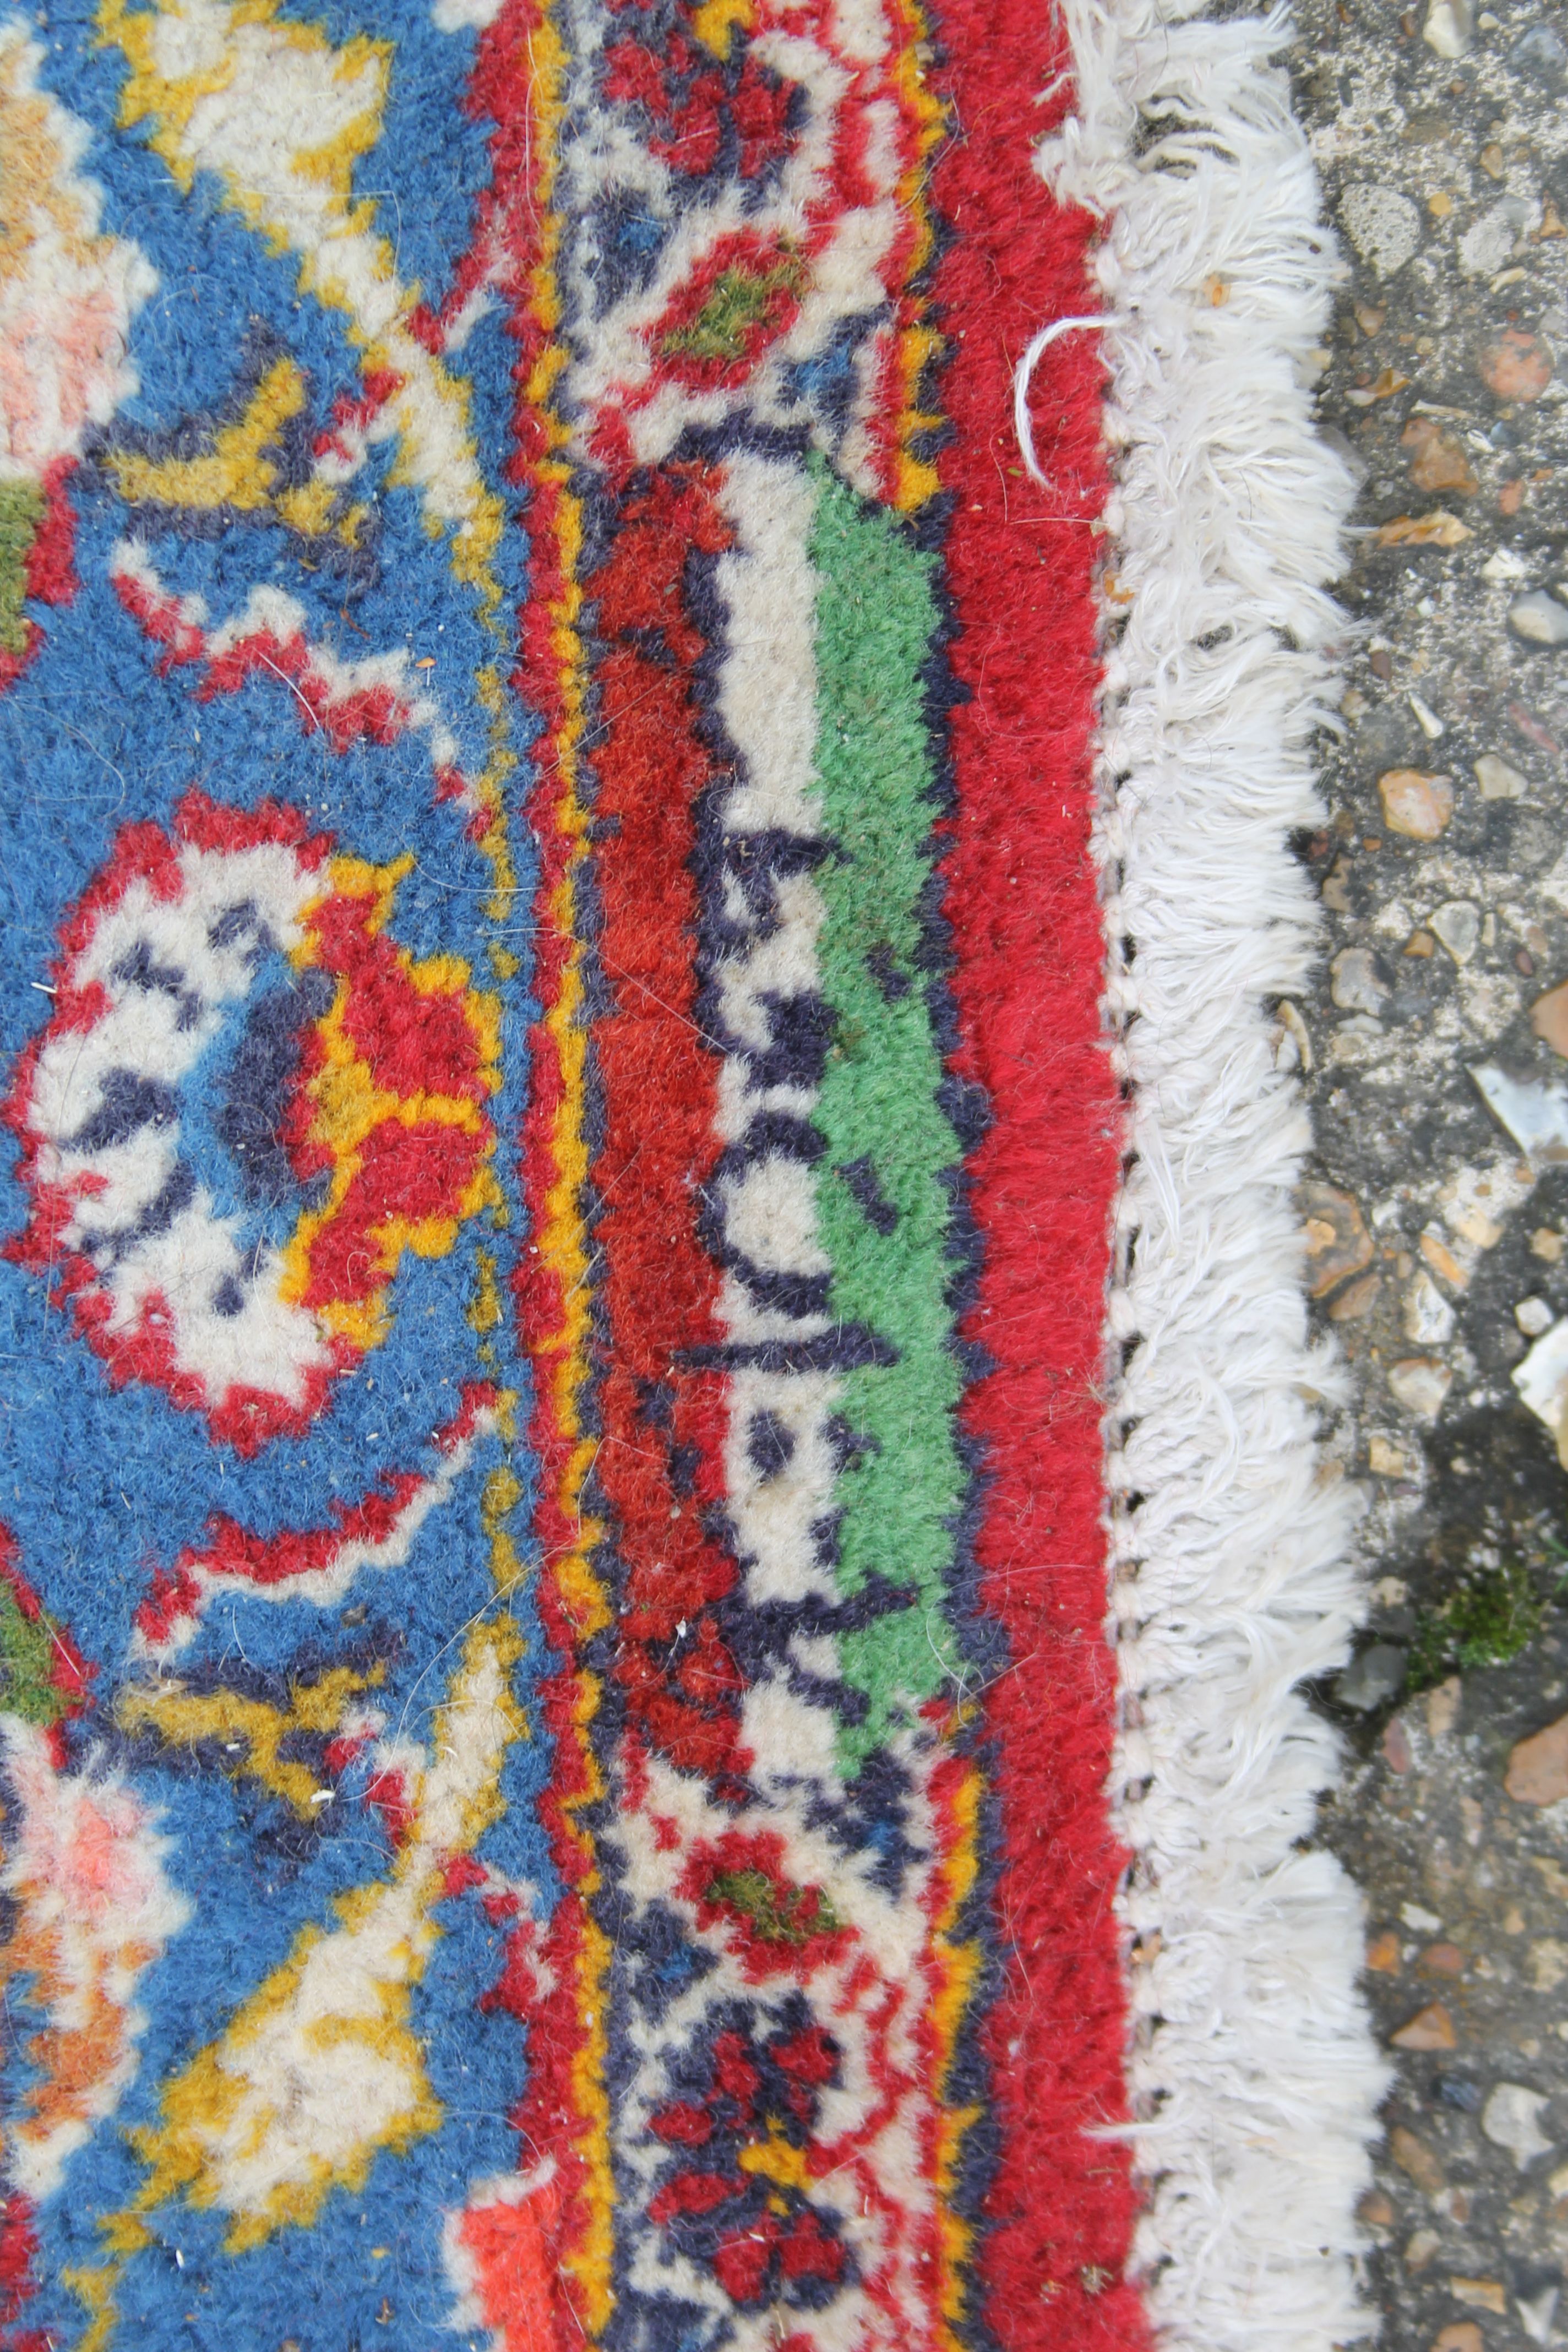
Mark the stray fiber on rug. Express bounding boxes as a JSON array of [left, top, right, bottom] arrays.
[[0, 0, 1383, 2345]]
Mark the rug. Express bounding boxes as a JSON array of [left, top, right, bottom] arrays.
[[0, 0, 1384, 2346]]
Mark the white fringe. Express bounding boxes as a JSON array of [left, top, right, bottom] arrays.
[[1036, 7, 1392, 2346]]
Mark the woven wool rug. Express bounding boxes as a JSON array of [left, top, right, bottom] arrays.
[[0, 0, 1386, 2346]]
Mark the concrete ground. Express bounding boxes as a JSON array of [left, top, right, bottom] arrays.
[[1289, 2, 1568, 2339]]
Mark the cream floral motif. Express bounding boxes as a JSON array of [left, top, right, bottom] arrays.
[[101, 0, 505, 600], [0, 19, 154, 483], [0, 1719, 191, 2203]]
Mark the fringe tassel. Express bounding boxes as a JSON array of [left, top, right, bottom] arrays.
[[1041, 8, 1393, 2345]]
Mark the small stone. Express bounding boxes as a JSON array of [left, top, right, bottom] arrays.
[[1441, 1174, 1513, 1250], [1411, 692, 1446, 740], [1384, 1714, 1413, 1773], [1532, 1228, 1565, 1262], [1429, 189, 1455, 220], [1513, 1319, 1568, 1464], [1403, 415, 1479, 494], [1407, 2230, 1442, 2273], [1300, 1180, 1375, 1295], [1420, 1230, 1469, 1289], [1428, 1676, 1462, 1738], [1347, 363, 1414, 407], [1479, 141, 1506, 179], [1406, 1271, 1457, 1345], [1403, 1902, 1442, 1933], [1275, 999, 1313, 1071], [1532, 980, 1568, 1057], [1482, 2084, 1555, 2169], [1330, 1271, 1383, 1322], [1422, 0, 1472, 47], [1517, 1297, 1555, 1336], [1451, 2279, 1510, 2315], [1433, 2327, 1484, 2352], [1462, 202, 1526, 277], [1431, 901, 1480, 964], [1332, 948, 1389, 1014], [1393, 2125, 1447, 2193], [1512, 700, 1562, 756], [1369, 1432, 1417, 1475], [1379, 768, 1455, 838], [1366, 1928, 1402, 1972], [1484, 328, 1555, 400], [1518, 2287, 1560, 2346], [1335, 1641, 1408, 1711], [1342, 184, 1423, 275], [1507, 1714, 1568, 1805], [1471, 1063, 1568, 1166], [1377, 510, 1472, 547], [1390, 1357, 1453, 1417], [1392, 2001, 1458, 2050], [1510, 21, 1568, 82], [1406, 929, 1436, 956], [1421, 1942, 1467, 1974], [1509, 590, 1568, 647], [1360, 2189, 1397, 2230], [1356, 302, 1388, 334], [1332, 1015, 1386, 1058], [1322, 854, 1354, 912], [1528, 1939, 1568, 1991], [1476, 752, 1528, 799]]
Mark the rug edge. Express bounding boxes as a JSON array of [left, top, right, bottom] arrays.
[[1041, 6, 1392, 2346]]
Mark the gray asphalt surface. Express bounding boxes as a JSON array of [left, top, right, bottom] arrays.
[[1292, 4, 1568, 2337]]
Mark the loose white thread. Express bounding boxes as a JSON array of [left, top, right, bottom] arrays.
[[1012, 312, 1124, 482]]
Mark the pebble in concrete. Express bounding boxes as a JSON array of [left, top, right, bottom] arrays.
[[1459, 197, 1532, 279], [1505, 1713, 1568, 1805], [1333, 949, 1390, 1014], [1510, 20, 1567, 79], [1480, 2083, 1555, 2170], [1380, 767, 1455, 837], [1406, 1271, 1458, 1344], [1338, 1641, 1411, 1710], [1302, 1180, 1376, 1293], [1507, 590, 1568, 647], [1474, 752, 1527, 799], [1341, 184, 1424, 275], [1529, 979, 1568, 1058], [1391, 2002, 1458, 2050], [1423, 0, 1471, 53], [1431, 901, 1480, 965], [1479, 330, 1555, 400], [1389, 1358, 1455, 1418]]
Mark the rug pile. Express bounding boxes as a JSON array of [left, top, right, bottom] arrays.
[[0, 0, 1382, 2346]]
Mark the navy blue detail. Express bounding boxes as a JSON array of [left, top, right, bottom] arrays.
[[214, 967, 335, 1208], [66, 1070, 177, 1153], [744, 1408, 794, 1477], [835, 1153, 898, 1235]]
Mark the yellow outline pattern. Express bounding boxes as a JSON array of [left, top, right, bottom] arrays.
[[516, 3, 617, 2333]]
